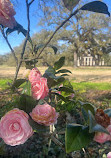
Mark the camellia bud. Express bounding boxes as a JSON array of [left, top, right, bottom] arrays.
[[23, 69, 31, 79]]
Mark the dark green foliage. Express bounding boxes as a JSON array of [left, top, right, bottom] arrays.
[[18, 94, 37, 114], [65, 124, 93, 153], [56, 86, 74, 94], [62, 0, 80, 11], [54, 57, 65, 70], [12, 79, 26, 89], [104, 108, 111, 117], [29, 118, 49, 133], [55, 69, 72, 74], [35, 44, 58, 54], [6, 22, 27, 37], [81, 1, 110, 16], [21, 81, 31, 96], [88, 111, 109, 134]]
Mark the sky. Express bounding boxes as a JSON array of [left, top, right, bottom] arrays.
[[0, 0, 111, 55]]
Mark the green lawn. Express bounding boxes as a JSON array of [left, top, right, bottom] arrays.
[[0, 79, 12, 90], [0, 79, 111, 92], [71, 82, 111, 91]]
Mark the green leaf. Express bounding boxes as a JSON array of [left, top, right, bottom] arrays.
[[12, 79, 26, 89], [61, 74, 69, 77], [29, 118, 49, 133], [6, 22, 33, 45], [80, 1, 110, 16], [88, 111, 109, 134], [81, 102, 95, 115], [104, 108, 111, 117], [25, 59, 38, 67], [56, 86, 75, 94], [18, 94, 37, 113], [52, 92, 67, 102], [63, 79, 73, 89], [55, 69, 72, 74], [61, 80, 73, 97], [6, 22, 27, 36], [35, 44, 58, 54], [62, 0, 80, 11], [63, 101, 76, 112], [54, 56, 65, 70], [43, 66, 55, 77], [22, 81, 31, 96], [0, 140, 5, 155], [50, 45, 58, 54], [51, 77, 65, 87], [92, 124, 109, 134], [43, 66, 64, 88], [65, 124, 93, 153], [81, 107, 89, 123]]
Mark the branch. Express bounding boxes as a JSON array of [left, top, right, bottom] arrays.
[[0, 27, 18, 65], [29, 0, 35, 6], [23, 8, 80, 62], [12, 0, 33, 84]]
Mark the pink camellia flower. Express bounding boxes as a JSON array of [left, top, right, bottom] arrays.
[[0, 108, 33, 146], [29, 67, 42, 83], [30, 104, 59, 126], [31, 77, 49, 100], [107, 152, 111, 158], [93, 132, 110, 144], [0, 0, 16, 29]]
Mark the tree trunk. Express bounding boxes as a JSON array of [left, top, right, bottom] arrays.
[[74, 52, 78, 67]]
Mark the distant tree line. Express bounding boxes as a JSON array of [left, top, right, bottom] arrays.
[[0, 0, 111, 67]]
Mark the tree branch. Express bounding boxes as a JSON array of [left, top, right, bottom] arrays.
[[23, 8, 80, 62], [0, 27, 18, 65], [12, 0, 32, 85], [29, 0, 35, 6]]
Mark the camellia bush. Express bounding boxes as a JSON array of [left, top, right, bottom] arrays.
[[0, 0, 111, 157]]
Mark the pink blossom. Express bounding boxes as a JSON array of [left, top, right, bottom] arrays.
[[31, 77, 49, 100], [30, 104, 59, 126], [0, 0, 16, 28], [0, 108, 33, 146], [70, 93, 75, 99], [107, 152, 111, 158], [29, 67, 42, 83], [93, 132, 110, 144]]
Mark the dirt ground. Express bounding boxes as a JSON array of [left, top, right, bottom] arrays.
[[0, 66, 111, 82]]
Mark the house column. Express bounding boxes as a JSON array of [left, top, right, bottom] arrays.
[[90, 57, 93, 66], [83, 57, 86, 66], [87, 57, 90, 66]]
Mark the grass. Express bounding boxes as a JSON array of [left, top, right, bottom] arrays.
[[0, 78, 111, 92], [71, 82, 111, 91], [0, 79, 12, 90]]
